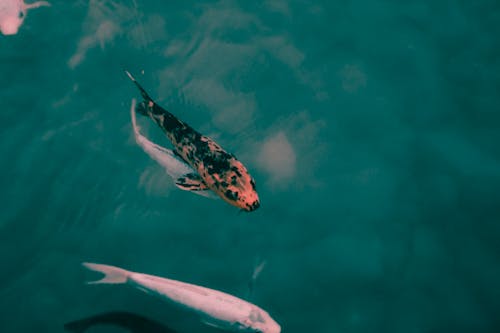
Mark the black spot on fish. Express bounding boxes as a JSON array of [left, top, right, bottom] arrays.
[[230, 166, 242, 177], [173, 149, 184, 160], [135, 101, 149, 116], [231, 176, 237, 186], [149, 103, 189, 136], [169, 123, 195, 142], [225, 190, 239, 201], [203, 154, 231, 175], [152, 103, 168, 116], [177, 179, 199, 188], [244, 200, 260, 211], [193, 139, 211, 156]]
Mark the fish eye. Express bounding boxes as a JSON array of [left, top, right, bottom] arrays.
[[18, 12, 24, 18]]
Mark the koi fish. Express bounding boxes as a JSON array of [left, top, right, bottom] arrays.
[[0, 0, 50, 35], [125, 71, 260, 212], [83, 262, 281, 333]]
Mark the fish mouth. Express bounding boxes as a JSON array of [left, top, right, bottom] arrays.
[[0, 26, 19, 35], [245, 200, 260, 212]]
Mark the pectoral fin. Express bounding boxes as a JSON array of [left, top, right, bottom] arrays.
[[201, 318, 225, 330], [175, 174, 219, 199], [175, 173, 209, 191]]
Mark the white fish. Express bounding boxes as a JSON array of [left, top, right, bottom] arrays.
[[83, 262, 281, 333], [130, 98, 216, 199], [0, 0, 50, 35]]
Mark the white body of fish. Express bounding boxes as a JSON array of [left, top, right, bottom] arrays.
[[131, 98, 192, 180], [83, 263, 281, 333], [0, 0, 50, 35], [130, 98, 216, 198]]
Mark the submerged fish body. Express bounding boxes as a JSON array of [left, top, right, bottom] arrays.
[[0, 0, 50, 35], [83, 263, 281, 333], [126, 71, 260, 212], [64, 311, 177, 333]]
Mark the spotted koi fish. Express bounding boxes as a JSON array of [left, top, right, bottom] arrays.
[[126, 71, 260, 212]]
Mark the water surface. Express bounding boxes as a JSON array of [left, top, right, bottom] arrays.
[[1, 1, 499, 332]]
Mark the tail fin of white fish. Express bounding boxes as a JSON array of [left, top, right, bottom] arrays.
[[82, 263, 130, 284]]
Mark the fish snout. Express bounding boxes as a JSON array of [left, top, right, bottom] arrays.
[[264, 320, 281, 333], [0, 18, 21, 35], [245, 200, 260, 212], [252, 317, 281, 333]]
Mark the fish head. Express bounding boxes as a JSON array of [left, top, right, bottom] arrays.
[[0, 1, 26, 35], [243, 308, 280, 333], [195, 137, 260, 211], [219, 160, 260, 212]]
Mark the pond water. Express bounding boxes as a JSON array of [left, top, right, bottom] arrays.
[[0, 1, 499, 332]]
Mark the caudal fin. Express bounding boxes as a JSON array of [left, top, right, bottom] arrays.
[[125, 71, 153, 115], [125, 71, 154, 102], [82, 263, 130, 284]]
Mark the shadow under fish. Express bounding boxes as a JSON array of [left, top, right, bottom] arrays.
[[64, 311, 177, 333]]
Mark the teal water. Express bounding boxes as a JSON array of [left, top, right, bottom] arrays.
[[1, 0, 499, 332]]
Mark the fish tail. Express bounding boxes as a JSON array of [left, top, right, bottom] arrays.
[[82, 263, 130, 284], [124, 70, 154, 102], [124, 71, 154, 116]]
